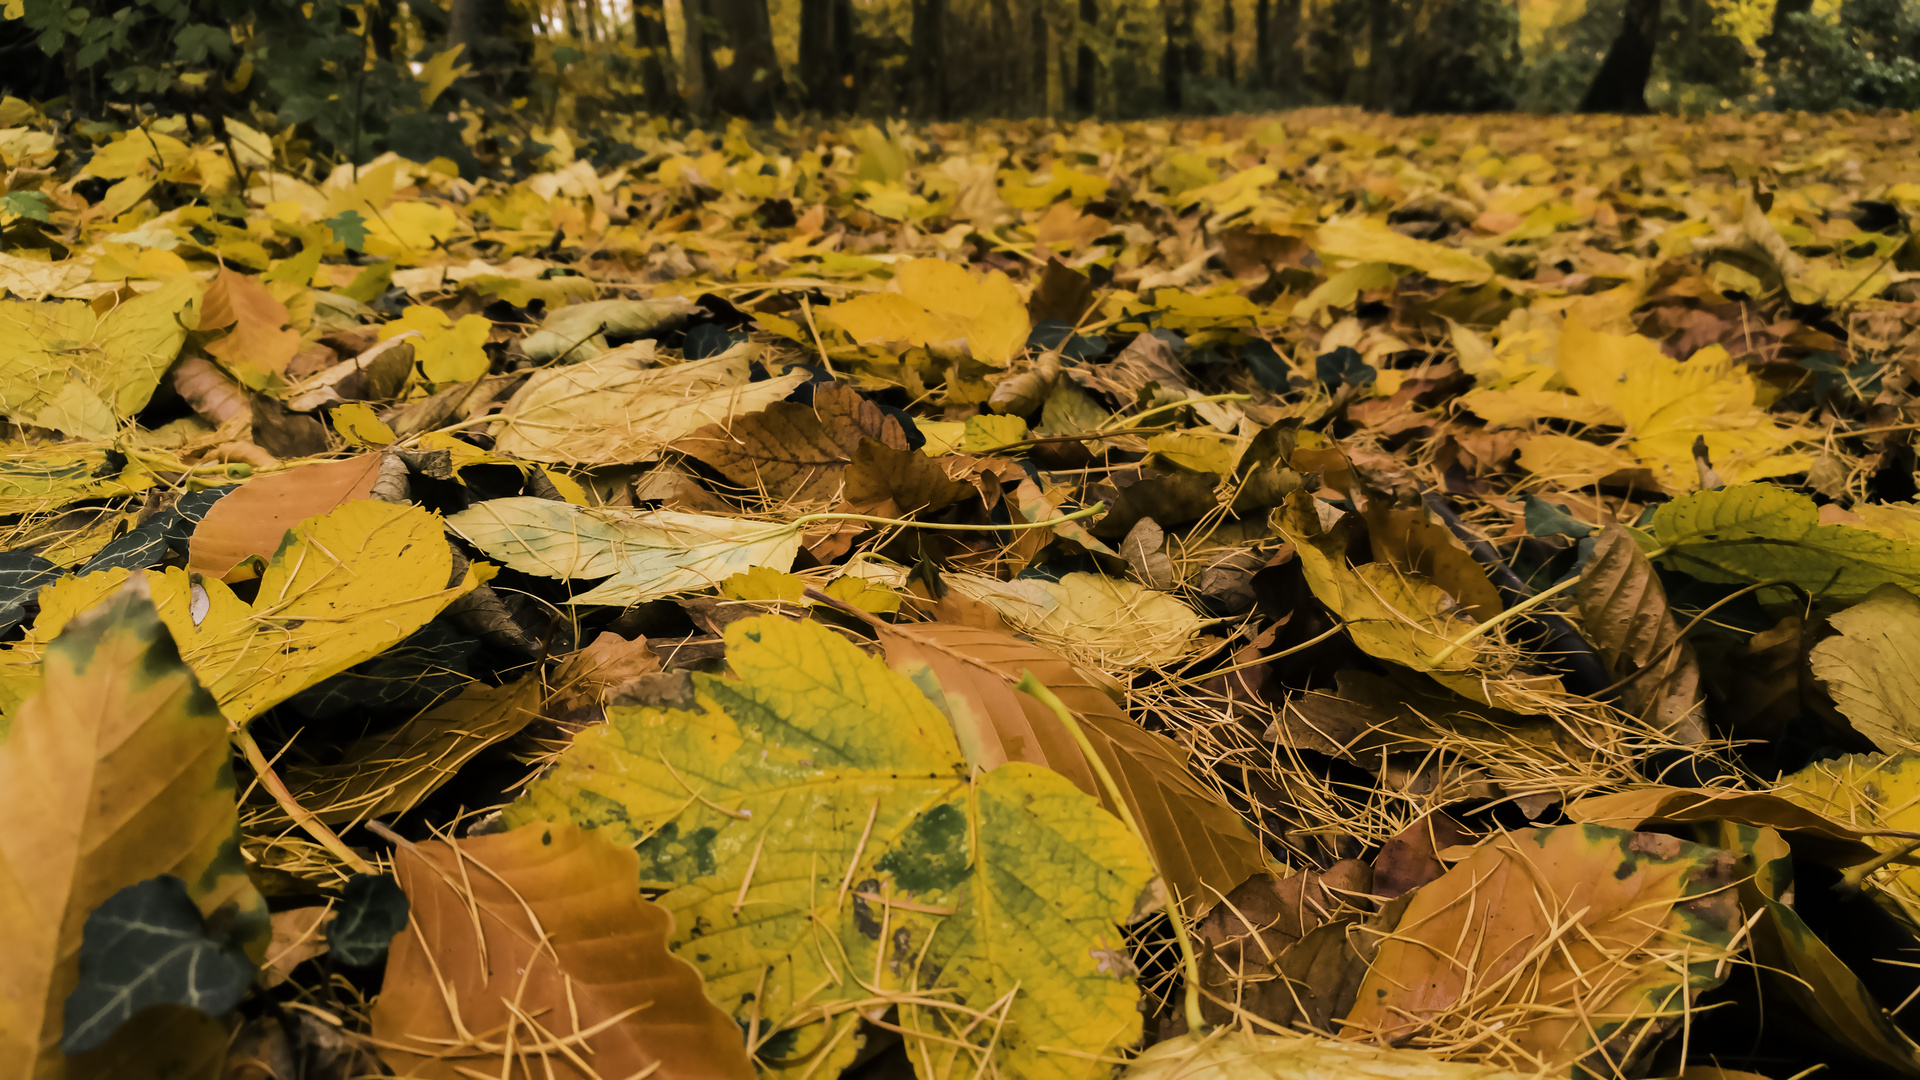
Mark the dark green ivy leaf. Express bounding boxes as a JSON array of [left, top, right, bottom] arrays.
[[326, 873, 409, 967], [1314, 345, 1376, 390], [0, 552, 60, 637], [63, 875, 255, 1054]]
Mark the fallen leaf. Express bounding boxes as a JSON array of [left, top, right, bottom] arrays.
[[1576, 524, 1706, 742], [1342, 825, 1741, 1075], [507, 615, 1155, 1079], [1809, 584, 1920, 751], [490, 342, 809, 465], [875, 619, 1268, 914], [372, 821, 753, 1080], [0, 578, 265, 1075], [200, 268, 300, 387], [185, 455, 382, 580], [445, 496, 801, 607]]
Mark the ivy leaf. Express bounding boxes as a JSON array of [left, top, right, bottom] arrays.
[[326, 874, 409, 967], [62, 875, 255, 1054]]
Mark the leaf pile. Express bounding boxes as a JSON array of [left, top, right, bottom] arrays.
[[9, 100, 1920, 1078]]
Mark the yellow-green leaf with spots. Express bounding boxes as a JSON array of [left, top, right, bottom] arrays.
[[0, 577, 267, 1078], [505, 615, 1154, 1080]]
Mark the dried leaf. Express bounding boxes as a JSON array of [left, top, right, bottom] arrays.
[[372, 821, 753, 1080]]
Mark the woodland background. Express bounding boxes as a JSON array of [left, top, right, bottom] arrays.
[[7, 0, 1920, 168]]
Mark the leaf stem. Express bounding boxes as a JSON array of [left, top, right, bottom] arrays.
[[233, 726, 374, 876], [1015, 671, 1208, 1038], [1835, 835, 1920, 895], [1425, 572, 1582, 669]]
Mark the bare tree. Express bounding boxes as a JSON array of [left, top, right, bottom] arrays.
[[710, 0, 783, 117], [632, 0, 677, 113]]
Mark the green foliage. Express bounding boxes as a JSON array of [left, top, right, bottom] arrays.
[[326, 873, 410, 967], [63, 874, 256, 1053]]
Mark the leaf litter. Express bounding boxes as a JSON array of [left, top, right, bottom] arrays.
[[10, 102, 1920, 1079]]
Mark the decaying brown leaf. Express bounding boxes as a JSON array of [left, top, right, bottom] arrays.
[[373, 821, 753, 1080]]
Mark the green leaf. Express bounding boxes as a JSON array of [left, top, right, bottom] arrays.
[[324, 209, 369, 252], [326, 874, 409, 967], [506, 615, 1155, 1079], [1, 190, 53, 223], [1652, 483, 1920, 603], [62, 875, 254, 1054]]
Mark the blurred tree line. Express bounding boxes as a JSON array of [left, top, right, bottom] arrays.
[[5, 0, 1920, 163]]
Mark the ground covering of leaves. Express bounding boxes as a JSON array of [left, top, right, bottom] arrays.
[[9, 99, 1920, 1080]]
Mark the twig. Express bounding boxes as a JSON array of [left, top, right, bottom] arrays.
[[234, 725, 375, 875]]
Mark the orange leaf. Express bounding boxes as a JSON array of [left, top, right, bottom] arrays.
[[201, 268, 300, 384], [373, 822, 752, 1080], [187, 456, 382, 580]]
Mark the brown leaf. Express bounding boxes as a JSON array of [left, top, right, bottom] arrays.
[[201, 268, 300, 382], [247, 394, 328, 459], [1371, 811, 1472, 900], [171, 356, 248, 425], [1342, 825, 1741, 1074], [545, 631, 662, 726], [373, 822, 753, 1080], [1577, 524, 1707, 742], [1028, 256, 1095, 324], [840, 437, 977, 516], [188, 455, 382, 580], [874, 619, 1269, 913], [675, 384, 904, 504], [260, 906, 333, 988], [1363, 504, 1503, 622]]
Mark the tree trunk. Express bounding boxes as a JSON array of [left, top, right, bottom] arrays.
[[800, 0, 836, 110], [632, 0, 677, 113], [1074, 0, 1097, 113], [1030, 2, 1049, 114], [1163, 0, 1185, 110], [1579, 0, 1661, 112], [1271, 0, 1300, 96], [1183, 0, 1201, 85], [1365, 0, 1396, 110], [367, 0, 396, 61], [1222, 0, 1236, 86], [449, 0, 528, 99], [911, 0, 949, 117], [990, 0, 1015, 114], [710, 0, 782, 118], [1254, 0, 1271, 89], [681, 0, 714, 114]]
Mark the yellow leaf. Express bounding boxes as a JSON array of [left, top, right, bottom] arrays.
[[824, 257, 1029, 366], [1313, 218, 1494, 284], [414, 45, 472, 108], [0, 275, 200, 438], [330, 402, 394, 447], [490, 344, 809, 466], [0, 502, 476, 725]]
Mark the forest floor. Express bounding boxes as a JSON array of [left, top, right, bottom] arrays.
[[6, 103, 1920, 1079]]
